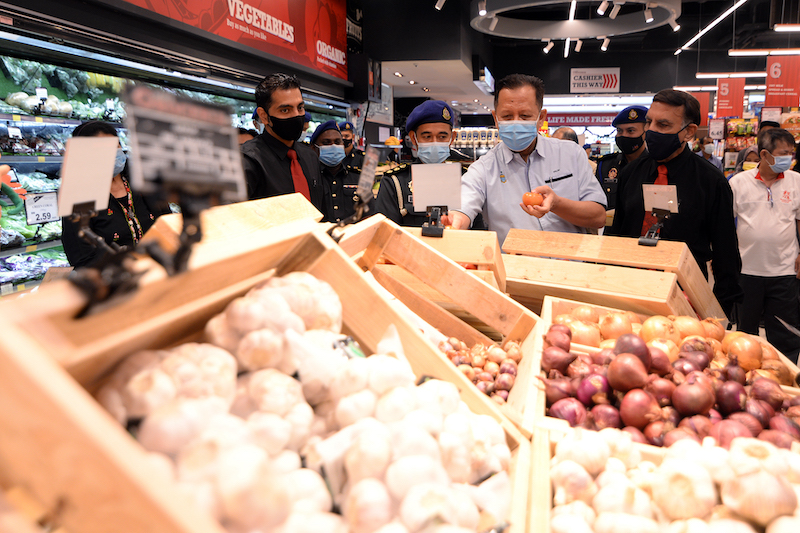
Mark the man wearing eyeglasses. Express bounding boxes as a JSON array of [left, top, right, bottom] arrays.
[[729, 128, 800, 362], [607, 89, 743, 320]]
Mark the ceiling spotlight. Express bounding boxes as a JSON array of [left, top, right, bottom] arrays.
[[610, 2, 623, 19], [669, 19, 680, 31], [564, 38, 571, 58], [774, 24, 800, 32], [474, 99, 480, 103], [434, 0, 446, 10], [575, 39, 583, 52], [394, 72, 403, 77], [601, 37, 610, 51], [597, 0, 609, 15], [569, 0, 577, 21], [489, 16, 499, 30], [409, 80, 416, 85], [543, 40, 554, 53], [478, 0, 487, 16], [644, 7, 654, 23], [422, 87, 430, 92]]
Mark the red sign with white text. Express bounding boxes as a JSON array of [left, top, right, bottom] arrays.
[[120, 0, 347, 80], [766, 56, 800, 107], [716, 78, 745, 118], [546, 113, 618, 126], [687, 92, 710, 126]]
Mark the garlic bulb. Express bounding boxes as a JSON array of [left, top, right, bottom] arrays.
[[626, 461, 657, 493], [271, 511, 348, 533], [345, 432, 392, 484], [721, 468, 797, 526], [366, 354, 417, 395], [385, 455, 450, 501], [728, 438, 786, 477], [247, 412, 292, 455], [599, 427, 641, 469], [335, 389, 378, 428], [247, 368, 305, 416], [551, 459, 597, 506], [415, 379, 461, 417], [604, 456, 627, 474], [592, 483, 653, 518], [767, 516, 800, 533], [706, 519, 758, 533], [236, 328, 286, 371], [668, 518, 710, 533], [595, 469, 631, 489], [255, 271, 342, 332], [551, 501, 596, 526], [391, 421, 442, 461], [550, 514, 593, 533], [374, 522, 410, 533], [343, 478, 394, 533], [555, 428, 610, 476], [399, 483, 461, 532], [403, 409, 443, 437], [439, 431, 472, 483], [778, 449, 800, 483], [283, 468, 332, 513], [137, 396, 229, 456], [594, 512, 659, 533], [650, 459, 717, 520], [376, 386, 417, 423], [330, 358, 370, 401]]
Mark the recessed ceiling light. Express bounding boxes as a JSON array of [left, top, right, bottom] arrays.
[[409, 80, 416, 85], [474, 99, 479, 103], [394, 72, 403, 77], [422, 87, 430, 92]]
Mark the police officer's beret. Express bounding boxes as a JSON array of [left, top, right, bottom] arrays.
[[612, 106, 648, 127], [310, 120, 340, 144], [304, 112, 312, 122], [339, 121, 355, 132], [406, 100, 455, 132]]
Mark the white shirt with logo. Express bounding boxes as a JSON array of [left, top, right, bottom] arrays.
[[729, 168, 800, 277]]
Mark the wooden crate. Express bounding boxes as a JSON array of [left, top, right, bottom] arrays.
[[337, 215, 542, 437], [502, 228, 728, 326], [503, 254, 695, 318], [0, 226, 530, 533]]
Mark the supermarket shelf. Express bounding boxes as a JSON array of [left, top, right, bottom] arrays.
[[0, 278, 41, 297], [0, 155, 63, 163], [0, 112, 82, 125], [0, 239, 62, 259]]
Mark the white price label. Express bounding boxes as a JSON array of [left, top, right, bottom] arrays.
[[106, 99, 114, 111], [24, 192, 59, 226], [7, 126, 21, 139], [709, 119, 726, 140], [35, 87, 48, 99]]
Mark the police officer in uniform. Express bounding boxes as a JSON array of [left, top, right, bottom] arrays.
[[595, 105, 648, 210], [310, 120, 373, 223], [339, 121, 365, 172], [375, 100, 459, 227]]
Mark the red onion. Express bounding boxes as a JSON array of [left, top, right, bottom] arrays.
[[680, 337, 714, 360], [577, 374, 610, 406], [590, 404, 622, 429], [622, 426, 648, 444], [661, 406, 681, 427], [786, 405, 800, 425], [548, 323, 572, 339], [758, 429, 799, 449], [540, 377, 573, 406], [672, 373, 716, 416], [673, 358, 700, 375], [499, 360, 518, 376], [452, 355, 470, 366], [613, 333, 651, 370], [750, 378, 786, 411], [588, 363, 608, 378], [789, 396, 800, 408], [608, 353, 649, 392], [475, 381, 492, 395], [495, 373, 515, 391], [709, 419, 752, 449], [664, 427, 701, 446], [648, 346, 672, 377], [545, 326, 571, 351], [550, 398, 588, 427], [644, 420, 669, 446], [620, 389, 662, 429], [541, 346, 577, 375], [476, 371, 494, 382], [645, 376, 677, 407], [679, 415, 713, 438], [725, 356, 746, 385], [681, 350, 710, 371], [716, 381, 747, 416], [687, 371, 716, 393], [590, 348, 616, 366], [494, 389, 509, 401], [727, 412, 762, 437], [745, 399, 775, 429], [708, 409, 723, 423], [567, 357, 592, 379], [770, 414, 800, 440]]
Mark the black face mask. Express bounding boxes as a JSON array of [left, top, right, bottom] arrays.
[[645, 125, 688, 162], [343, 138, 353, 148], [615, 134, 644, 155], [268, 114, 305, 142]]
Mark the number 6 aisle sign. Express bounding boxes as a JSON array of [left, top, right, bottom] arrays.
[[766, 56, 800, 107]]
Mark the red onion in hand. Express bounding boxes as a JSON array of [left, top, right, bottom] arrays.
[[672, 373, 716, 416], [550, 397, 588, 427], [716, 381, 747, 416], [620, 389, 662, 429], [608, 353, 649, 392]]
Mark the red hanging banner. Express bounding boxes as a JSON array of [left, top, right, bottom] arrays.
[[716, 78, 745, 118], [765, 56, 800, 108], [120, 0, 348, 80], [687, 92, 711, 126]]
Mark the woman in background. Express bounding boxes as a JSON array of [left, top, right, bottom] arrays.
[[732, 145, 760, 175]]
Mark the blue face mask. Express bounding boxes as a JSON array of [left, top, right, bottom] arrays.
[[317, 144, 346, 167], [416, 141, 451, 164], [498, 118, 540, 152], [113, 148, 126, 176], [768, 153, 793, 174]]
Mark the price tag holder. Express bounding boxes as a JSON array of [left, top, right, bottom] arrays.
[[709, 119, 726, 140], [105, 99, 114, 111], [35, 87, 48, 100], [8, 126, 21, 139], [24, 191, 59, 225]]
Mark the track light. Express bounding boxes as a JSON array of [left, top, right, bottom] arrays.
[[489, 16, 499, 30], [478, 1, 486, 16], [569, 0, 577, 21], [575, 39, 583, 52], [644, 7, 654, 23], [543, 39, 554, 53], [669, 19, 680, 31], [434, 0, 446, 10], [610, 2, 623, 19], [564, 38, 571, 58], [597, 0, 609, 15], [675, 0, 748, 55], [601, 37, 610, 51]]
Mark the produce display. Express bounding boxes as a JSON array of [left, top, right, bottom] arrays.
[[541, 306, 800, 448], [0, 247, 68, 285], [96, 272, 514, 533], [548, 427, 800, 533], [438, 337, 522, 404]]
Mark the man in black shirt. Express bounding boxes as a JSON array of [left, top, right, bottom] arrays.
[[339, 121, 365, 172], [595, 105, 648, 210], [309, 120, 374, 223], [241, 73, 323, 211], [607, 90, 743, 319]]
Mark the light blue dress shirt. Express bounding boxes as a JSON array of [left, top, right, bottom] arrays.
[[456, 135, 607, 246]]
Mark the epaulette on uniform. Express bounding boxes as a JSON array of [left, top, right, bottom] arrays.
[[383, 164, 410, 176]]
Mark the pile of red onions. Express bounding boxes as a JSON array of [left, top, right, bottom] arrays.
[[439, 336, 522, 405], [542, 320, 800, 449]]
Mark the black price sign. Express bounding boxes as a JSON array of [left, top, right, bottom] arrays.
[[24, 192, 59, 226]]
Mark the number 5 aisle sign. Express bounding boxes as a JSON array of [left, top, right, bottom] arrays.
[[716, 78, 745, 118], [766, 56, 800, 107]]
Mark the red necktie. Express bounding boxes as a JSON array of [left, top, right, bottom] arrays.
[[641, 164, 669, 236], [286, 148, 311, 201]]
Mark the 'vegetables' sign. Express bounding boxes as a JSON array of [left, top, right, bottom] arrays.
[[765, 56, 800, 108], [570, 68, 620, 93]]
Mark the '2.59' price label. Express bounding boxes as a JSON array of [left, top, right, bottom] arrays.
[[24, 192, 60, 226]]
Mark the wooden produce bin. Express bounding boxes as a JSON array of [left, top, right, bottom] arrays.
[[337, 215, 542, 438], [502, 228, 728, 325], [0, 224, 531, 533]]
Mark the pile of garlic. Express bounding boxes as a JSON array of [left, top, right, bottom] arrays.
[[549, 428, 800, 533], [97, 272, 513, 533]]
